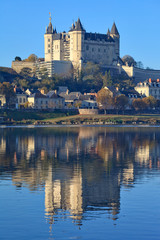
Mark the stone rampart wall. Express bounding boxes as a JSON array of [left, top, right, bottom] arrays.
[[12, 61, 36, 73]]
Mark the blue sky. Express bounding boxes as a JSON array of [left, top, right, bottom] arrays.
[[1, 0, 160, 69]]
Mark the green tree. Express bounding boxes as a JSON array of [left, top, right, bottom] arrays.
[[38, 67, 49, 80], [15, 56, 22, 61], [102, 70, 112, 87], [97, 88, 113, 114], [20, 67, 32, 78], [0, 82, 16, 107], [135, 61, 144, 69], [122, 55, 136, 66]]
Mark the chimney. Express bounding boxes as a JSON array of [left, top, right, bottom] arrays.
[[41, 89, 45, 95], [149, 78, 152, 83], [14, 85, 17, 93]]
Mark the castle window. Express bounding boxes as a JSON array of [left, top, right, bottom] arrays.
[[86, 45, 89, 51], [48, 49, 50, 53], [48, 44, 50, 48], [48, 39, 50, 42]]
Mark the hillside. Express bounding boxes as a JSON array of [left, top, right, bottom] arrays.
[[0, 67, 19, 82]]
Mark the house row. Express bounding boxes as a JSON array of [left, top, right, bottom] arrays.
[[13, 86, 98, 110]]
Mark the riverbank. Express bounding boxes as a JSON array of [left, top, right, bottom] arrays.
[[1, 112, 160, 125]]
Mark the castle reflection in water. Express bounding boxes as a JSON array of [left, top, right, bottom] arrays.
[[0, 127, 160, 226]]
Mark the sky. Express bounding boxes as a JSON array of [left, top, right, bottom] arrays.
[[1, 0, 160, 69]]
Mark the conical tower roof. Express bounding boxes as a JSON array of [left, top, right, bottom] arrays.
[[46, 13, 54, 34], [107, 28, 110, 35], [110, 22, 119, 35], [75, 18, 85, 31]]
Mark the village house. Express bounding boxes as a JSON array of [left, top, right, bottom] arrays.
[[135, 78, 160, 99], [0, 94, 6, 107], [14, 87, 28, 109], [28, 92, 49, 109]]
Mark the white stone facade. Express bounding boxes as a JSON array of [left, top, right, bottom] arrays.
[[44, 17, 120, 76], [135, 79, 160, 99]]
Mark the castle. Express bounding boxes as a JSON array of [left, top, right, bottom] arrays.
[[11, 15, 160, 82], [43, 15, 120, 76]]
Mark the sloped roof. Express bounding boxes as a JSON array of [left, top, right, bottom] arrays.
[[69, 18, 85, 32], [110, 22, 119, 36], [85, 32, 114, 42], [29, 92, 47, 99]]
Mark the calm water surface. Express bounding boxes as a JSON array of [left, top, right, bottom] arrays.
[[0, 126, 160, 240]]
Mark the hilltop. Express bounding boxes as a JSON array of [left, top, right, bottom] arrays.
[[0, 67, 20, 83]]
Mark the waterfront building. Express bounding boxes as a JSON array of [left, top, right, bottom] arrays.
[[135, 78, 160, 99], [0, 94, 6, 107]]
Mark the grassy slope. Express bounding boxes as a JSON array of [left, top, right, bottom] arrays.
[[42, 114, 160, 124]]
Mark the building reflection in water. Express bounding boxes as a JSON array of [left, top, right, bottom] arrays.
[[0, 127, 160, 228]]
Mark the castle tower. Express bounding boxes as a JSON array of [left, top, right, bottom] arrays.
[[44, 14, 55, 62], [110, 22, 120, 58], [69, 18, 85, 71]]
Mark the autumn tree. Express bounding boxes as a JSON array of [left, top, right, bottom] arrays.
[[25, 54, 38, 62], [97, 88, 113, 114], [74, 100, 82, 109], [114, 95, 129, 111], [132, 99, 147, 111], [143, 96, 157, 109], [0, 82, 16, 107]]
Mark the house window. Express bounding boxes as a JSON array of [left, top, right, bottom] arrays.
[[23, 98, 25, 103], [98, 48, 100, 52], [92, 48, 94, 52], [19, 98, 22, 103], [86, 45, 89, 51], [104, 49, 106, 52]]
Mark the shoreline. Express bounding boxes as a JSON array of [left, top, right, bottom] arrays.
[[0, 124, 160, 128]]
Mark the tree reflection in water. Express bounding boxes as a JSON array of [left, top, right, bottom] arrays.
[[0, 127, 160, 228]]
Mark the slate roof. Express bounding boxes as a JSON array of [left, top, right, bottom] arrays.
[[14, 88, 24, 94], [29, 92, 47, 99], [110, 22, 119, 36], [120, 89, 141, 98], [84, 32, 114, 42], [59, 92, 81, 101], [46, 91, 64, 99], [69, 18, 85, 32], [46, 22, 57, 34]]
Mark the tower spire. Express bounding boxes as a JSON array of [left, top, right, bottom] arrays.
[[49, 12, 52, 23]]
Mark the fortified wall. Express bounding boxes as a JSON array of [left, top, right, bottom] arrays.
[[12, 61, 36, 73], [122, 66, 160, 83]]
